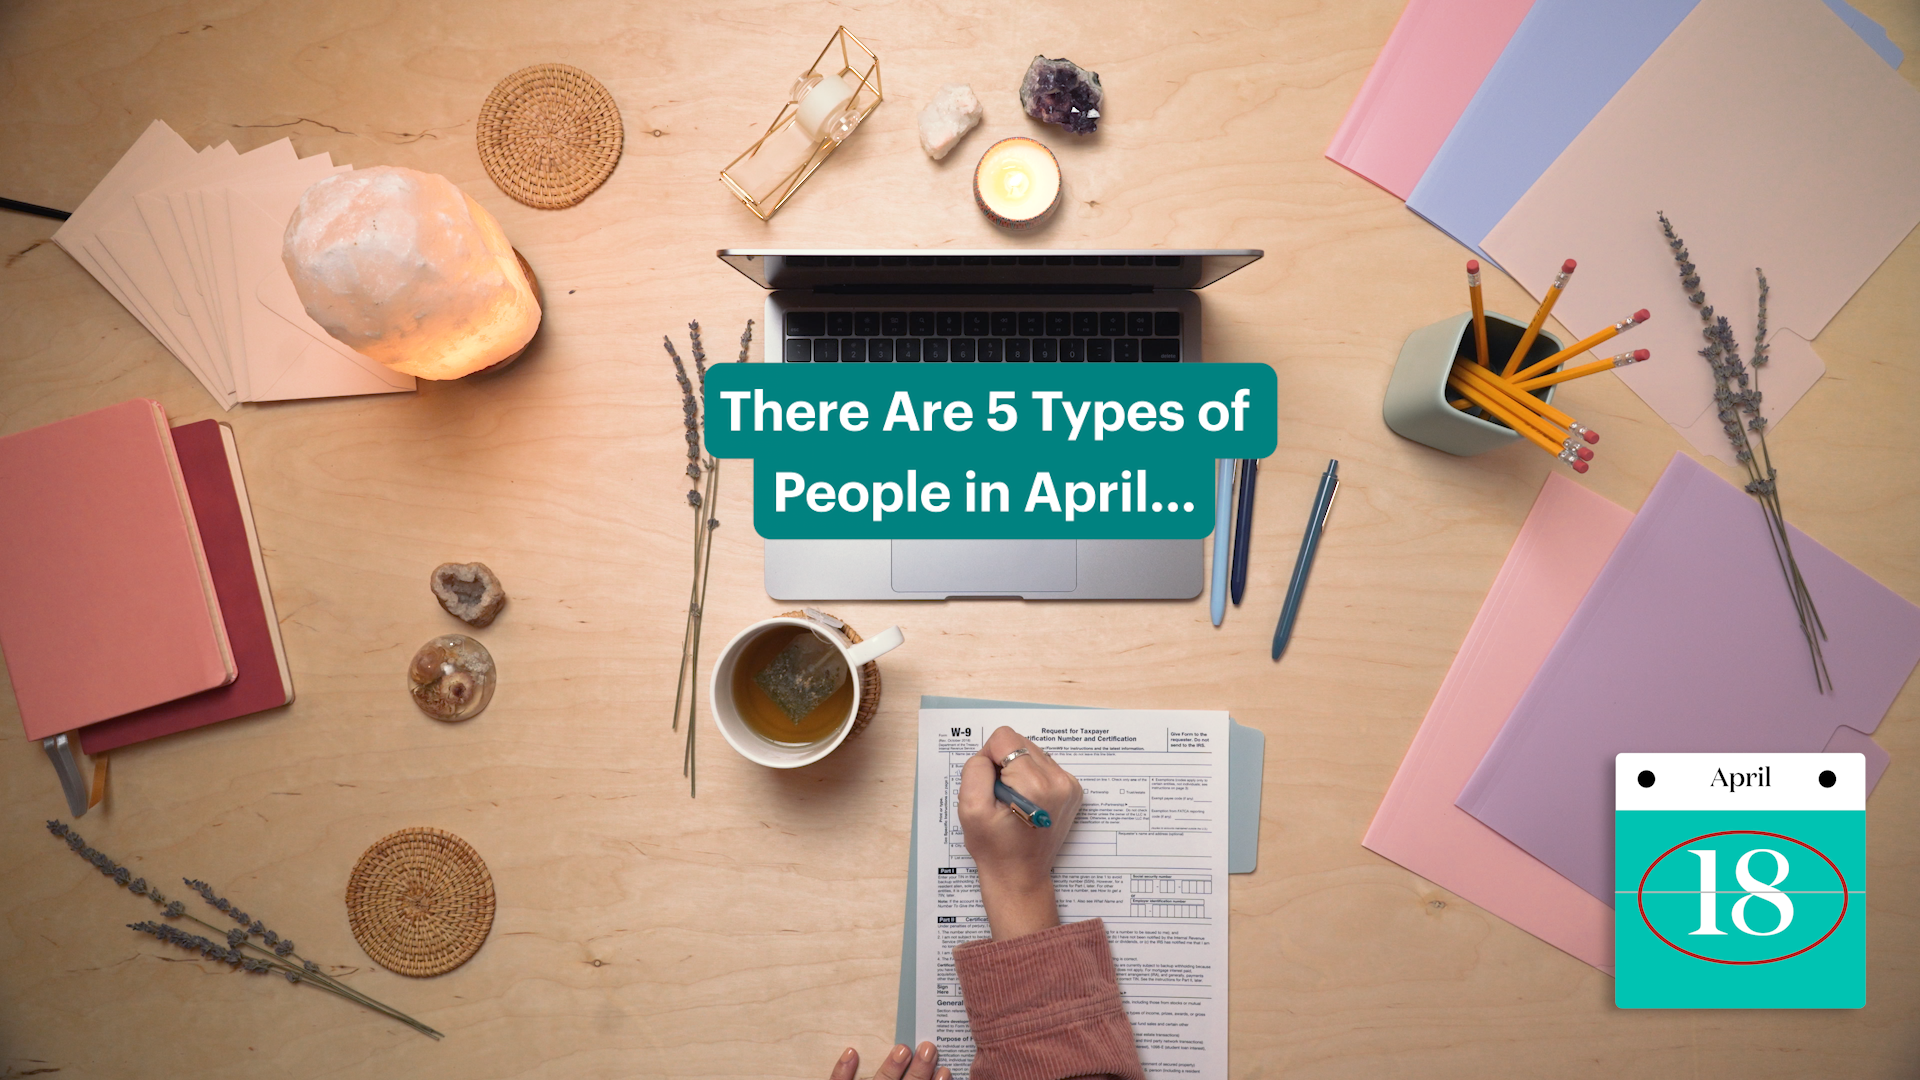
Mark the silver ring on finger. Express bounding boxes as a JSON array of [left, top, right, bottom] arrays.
[[1000, 747, 1031, 768]]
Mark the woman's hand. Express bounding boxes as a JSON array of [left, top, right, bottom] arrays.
[[956, 726, 1084, 941], [828, 1041, 949, 1080]]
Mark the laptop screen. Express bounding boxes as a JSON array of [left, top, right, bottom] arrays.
[[717, 249, 1262, 291]]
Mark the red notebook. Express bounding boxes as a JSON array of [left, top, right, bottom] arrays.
[[79, 421, 292, 752], [0, 400, 234, 739]]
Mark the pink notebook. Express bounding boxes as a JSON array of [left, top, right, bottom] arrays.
[[1363, 475, 1630, 972], [0, 400, 234, 739], [1325, 0, 1536, 199], [77, 420, 291, 753]]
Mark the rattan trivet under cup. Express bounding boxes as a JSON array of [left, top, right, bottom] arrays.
[[346, 827, 495, 977], [477, 63, 623, 209], [779, 610, 881, 738]]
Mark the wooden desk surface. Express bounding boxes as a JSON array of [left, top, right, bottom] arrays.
[[2, 2, 1916, 1076]]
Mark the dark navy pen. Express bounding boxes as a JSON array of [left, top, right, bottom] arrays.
[[1229, 458, 1258, 605]]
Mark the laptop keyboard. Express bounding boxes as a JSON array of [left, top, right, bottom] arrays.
[[782, 309, 1182, 362]]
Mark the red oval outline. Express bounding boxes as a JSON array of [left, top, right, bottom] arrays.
[[1636, 830, 1848, 965]]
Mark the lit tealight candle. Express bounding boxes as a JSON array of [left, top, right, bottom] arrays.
[[974, 137, 1061, 229]]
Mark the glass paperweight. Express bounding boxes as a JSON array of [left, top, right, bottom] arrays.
[[720, 26, 882, 221], [409, 634, 496, 722]]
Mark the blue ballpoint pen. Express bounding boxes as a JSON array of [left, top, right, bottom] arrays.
[[1210, 459, 1236, 626], [995, 778, 1052, 827], [1272, 459, 1339, 660]]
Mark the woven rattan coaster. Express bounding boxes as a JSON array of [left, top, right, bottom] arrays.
[[346, 827, 495, 977], [779, 610, 882, 738], [477, 63, 623, 209]]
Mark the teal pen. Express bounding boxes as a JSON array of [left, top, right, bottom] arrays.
[[995, 778, 1052, 827], [1210, 459, 1236, 626], [1272, 459, 1339, 661]]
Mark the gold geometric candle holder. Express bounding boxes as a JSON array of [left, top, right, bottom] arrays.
[[720, 26, 882, 221]]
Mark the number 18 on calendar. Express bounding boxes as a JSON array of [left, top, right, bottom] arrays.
[[1615, 753, 1864, 1009]]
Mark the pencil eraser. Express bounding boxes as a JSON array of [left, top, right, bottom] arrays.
[[1562, 259, 1577, 272], [1571, 460, 1590, 473], [1584, 430, 1600, 444], [1633, 349, 1650, 361], [1633, 308, 1650, 322], [1577, 446, 1595, 461], [1466, 259, 1479, 273]]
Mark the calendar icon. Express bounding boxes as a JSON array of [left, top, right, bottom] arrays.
[[1615, 753, 1864, 1009]]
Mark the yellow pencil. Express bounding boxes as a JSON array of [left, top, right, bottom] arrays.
[[1514, 349, 1649, 391], [1455, 368, 1579, 450], [1511, 309, 1649, 383], [1467, 259, 1489, 368], [1450, 360, 1599, 445], [1503, 259, 1575, 376], [1447, 373, 1590, 472]]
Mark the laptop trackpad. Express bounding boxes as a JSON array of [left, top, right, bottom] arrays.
[[891, 539, 1077, 595]]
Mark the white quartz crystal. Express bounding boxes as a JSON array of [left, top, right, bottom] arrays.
[[282, 167, 540, 380], [918, 84, 983, 161]]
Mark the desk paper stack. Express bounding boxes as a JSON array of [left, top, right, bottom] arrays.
[[907, 705, 1242, 1079], [1366, 457, 1920, 973], [52, 120, 413, 409], [0, 400, 293, 800], [1332, 0, 1920, 463]]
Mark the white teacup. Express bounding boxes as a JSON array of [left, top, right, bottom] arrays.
[[711, 612, 904, 768]]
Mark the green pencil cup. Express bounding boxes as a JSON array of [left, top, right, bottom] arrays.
[[1383, 311, 1563, 456]]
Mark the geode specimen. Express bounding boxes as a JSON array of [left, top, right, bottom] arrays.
[[431, 562, 507, 627], [1019, 56, 1103, 135], [409, 634, 496, 722], [919, 84, 984, 160]]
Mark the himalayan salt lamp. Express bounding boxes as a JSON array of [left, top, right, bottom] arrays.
[[974, 137, 1060, 229], [282, 167, 541, 380]]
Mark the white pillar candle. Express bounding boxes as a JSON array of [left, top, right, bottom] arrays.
[[974, 137, 1061, 229], [793, 72, 858, 141]]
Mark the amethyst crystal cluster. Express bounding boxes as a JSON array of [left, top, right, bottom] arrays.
[[1019, 56, 1103, 134]]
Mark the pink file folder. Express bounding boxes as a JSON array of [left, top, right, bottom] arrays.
[[1364, 475, 1630, 973], [1325, 0, 1535, 199], [1459, 454, 1915, 907], [1480, 0, 1920, 464]]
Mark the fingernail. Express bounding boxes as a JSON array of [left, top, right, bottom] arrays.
[[891, 1044, 911, 1063], [919, 1044, 936, 1062], [840, 1048, 856, 1063]]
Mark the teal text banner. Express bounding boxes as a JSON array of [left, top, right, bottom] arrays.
[[704, 364, 1277, 539]]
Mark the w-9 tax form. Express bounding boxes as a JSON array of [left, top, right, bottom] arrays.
[[914, 709, 1230, 1079]]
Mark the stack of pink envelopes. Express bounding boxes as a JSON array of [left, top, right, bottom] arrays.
[[51, 120, 413, 408]]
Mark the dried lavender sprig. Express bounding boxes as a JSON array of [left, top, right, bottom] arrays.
[[48, 823, 423, 1030], [664, 319, 752, 796], [1657, 213, 1829, 691], [663, 335, 702, 490], [689, 320, 710, 396], [44, 822, 440, 1038], [668, 333, 706, 735], [127, 918, 439, 1035]]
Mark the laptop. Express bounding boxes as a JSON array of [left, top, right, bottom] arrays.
[[717, 248, 1263, 600]]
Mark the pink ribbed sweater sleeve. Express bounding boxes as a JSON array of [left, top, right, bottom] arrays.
[[950, 918, 1145, 1080]]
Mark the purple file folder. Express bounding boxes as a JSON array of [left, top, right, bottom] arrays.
[[1458, 454, 1920, 906]]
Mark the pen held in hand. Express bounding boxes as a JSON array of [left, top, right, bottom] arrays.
[[995, 778, 1052, 828]]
